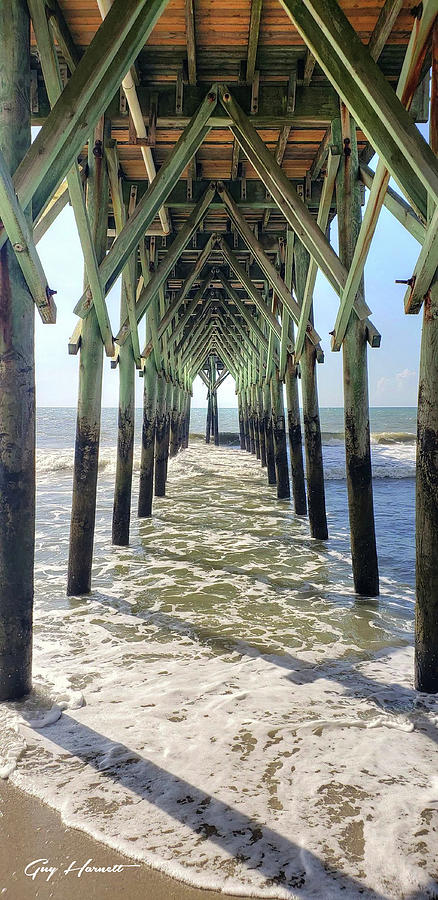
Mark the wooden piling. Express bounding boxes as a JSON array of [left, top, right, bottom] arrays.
[[154, 373, 167, 497], [112, 277, 135, 546], [415, 28, 438, 693], [238, 392, 246, 449], [0, 0, 34, 698], [182, 392, 191, 449], [212, 390, 219, 446], [270, 368, 291, 499], [253, 386, 261, 459], [263, 381, 277, 486], [248, 386, 256, 454], [285, 355, 307, 516], [336, 109, 379, 594], [164, 379, 173, 479], [205, 388, 212, 443], [258, 386, 267, 467], [294, 240, 328, 539], [170, 383, 180, 457], [138, 355, 157, 517], [67, 119, 109, 595], [243, 388, 251, 452]]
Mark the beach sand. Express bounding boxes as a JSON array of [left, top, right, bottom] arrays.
[[0, 780, 237, 900]]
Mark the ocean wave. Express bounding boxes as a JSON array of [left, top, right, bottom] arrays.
[[371, 432, 416, 445]]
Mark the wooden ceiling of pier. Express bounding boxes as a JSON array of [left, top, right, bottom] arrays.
[[31, 0, 425, 241]]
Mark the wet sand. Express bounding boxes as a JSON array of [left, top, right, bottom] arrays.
[[0, 780, 237, 900]]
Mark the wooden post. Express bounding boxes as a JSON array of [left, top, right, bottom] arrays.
[[212, 390, 219, 446], [238, 392, 246, 449], [183, 392, 191, 448], [336, 108, 379, 594], [0, 0, 35, 699], [170, 383, 180, 457], [112, 274, 135, 546], [138, 355, 157, 518], [294, 239, 328, 539], [248, 385, 256, 454], [163, 379, 173, 482], [415, 25, 438, 693], [263, 381, 276, 485], [243, 387, 251, 452], [285, 355, 307, 515], [270, 368, 291, 499], [258, 386, 267, 466], [154, 373, 167, 497], [253, 385, 261, 459], [205, 388, 212, 443], [67, 118, 109, 595]]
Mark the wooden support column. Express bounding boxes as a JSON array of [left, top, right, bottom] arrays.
[[206, 388, 212, 443], [258, 385, 267, 466], [164, 379, 173, 482], [112, 271, 135, 546], [238, 392, 246, 449], [263, 381, 276, 485], [294, 239, 327, 539], [336, 108, 379, 594], [67, 118, 109, 596], [184, 392, 191, 448], [170, 384, 180, 458], [0, 0, 34, 698], [212, 391, 219, 446], [248, 385, 256, 453], [138, 356, 157, 518], [243, 386, 251, 452], [283, 230, 307, 516], [154, 373, 167, 497], [270, 369, 291, 500], [253, 384, 261, 460], [415, 24, 438, 693]]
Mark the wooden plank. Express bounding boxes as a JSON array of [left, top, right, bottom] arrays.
[[45, 0, 81, 72], [68, 319, 82, 355], [303, 50, 316, 86], [404, 205, 438, 314], [185, 0, 197, 86], [0, 148, 56, 323], [246, 0, 263, 84], [368, 0, 404, 61]]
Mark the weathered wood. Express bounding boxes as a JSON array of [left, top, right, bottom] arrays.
[[238, 392, 246, 450], [206, 388, 212, 443], [154, 374, 168, 497], [112, 273, 135, 546], [336, 107, 379, 596], [270, 369, 290, 500], [67, 118, 110, 596], [359, 165, 425, 245], [258, 385, 267, 466], [0, 149, 56, 323], [262, 381, 276, 485], [138, 355, 158, 518], [368, 0, 404, 62], [285, 356, 307, 516], [279, 0, 435, 219], [164, 379, 173, 480], [295, 238, 327, 539], [0, 0, 34, 699], [246, 0, 263, 84], [185, 0, 197, 85]]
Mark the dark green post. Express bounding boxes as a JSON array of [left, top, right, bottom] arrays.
[[258, 386, 267, 466], [170, 383, 180, 457], [263, 381, 276, 485], [206, 389, 212, 443], [68, 119, 109, 595], [0, 0, 35, 698], [112, 274, 135, 546], [270, 369, 290, 499], [285, 355, 307, 516], [238, 392, 246, 449], [154, 373, 167, 497], [336, 109, 379, 594], [294, 240, 327, 539], [138, 356, 157, 518]]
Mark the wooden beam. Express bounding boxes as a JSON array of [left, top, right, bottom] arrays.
[[262, 125, 291, 229], [218, 238, 282, 340], [294, 146, 340, 361], [278, 0, 434, 219], [217, 270, 269, 351], [368, 0, 404, 61], [246, 0, 263, 83], [359, 164, 425, 244], [219, 85, 347, 295], [330, 5, 435, 347], [68, 319, 82, 355], [404, 206, 438, 314], [185, 0, 197, 86], [29, 0, 114, 355], [45, 0, 81, 72], [9, 0, 172, 227], [0, 148, 56, 323], [303, 50, 316, 86], [231, 139, 240, 181], [74, 87, 218, 316]]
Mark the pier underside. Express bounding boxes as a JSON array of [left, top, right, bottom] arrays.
[[0, 0, 437, 697]]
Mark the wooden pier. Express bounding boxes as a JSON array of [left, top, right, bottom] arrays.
[[0, 0, 437, 696]]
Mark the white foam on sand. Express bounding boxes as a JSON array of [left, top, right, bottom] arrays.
[[2, 445, 436, 899]]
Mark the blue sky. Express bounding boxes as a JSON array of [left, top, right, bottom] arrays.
[[34, 134, 425, 409]]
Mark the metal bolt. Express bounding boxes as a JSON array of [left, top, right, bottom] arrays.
[[395, 277, 415, 287], [13, 243, 24, 252]]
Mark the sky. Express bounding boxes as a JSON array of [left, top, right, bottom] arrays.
[[33, 130, 426, 410]]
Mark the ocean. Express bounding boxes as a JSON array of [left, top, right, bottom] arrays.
[[1, 406, 437, 899]]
